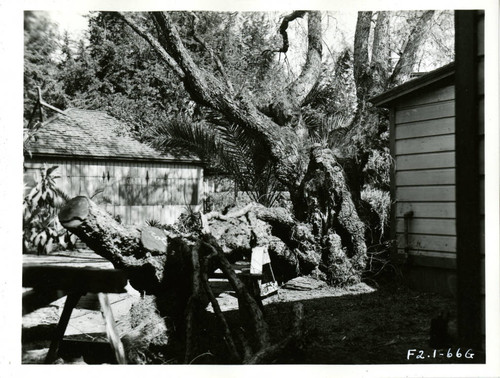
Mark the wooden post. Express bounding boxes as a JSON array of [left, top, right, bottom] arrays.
[[44, 292, 82, 364], [455, 10, 482, 349], [98, 293, 127, 364]]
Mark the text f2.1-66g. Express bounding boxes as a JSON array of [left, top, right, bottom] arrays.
[[407, 348, 475, 360]]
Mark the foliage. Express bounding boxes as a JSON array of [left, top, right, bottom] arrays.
[[24, 11, 68, 124], [147, 114, 283, 207], [360, 185, 391, 239], [23, 165, 77, 254], [23, 10, 456, 281], [145, 218, 164, 229], [363, 147, 392, 190], [303, 49, 357, 121]]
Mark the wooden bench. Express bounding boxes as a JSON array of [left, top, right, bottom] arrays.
[[22, 252, 128, 364]]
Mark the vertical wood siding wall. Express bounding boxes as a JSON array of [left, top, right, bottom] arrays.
[[24, 159, 203, 226], [393, 85, 456, 268]]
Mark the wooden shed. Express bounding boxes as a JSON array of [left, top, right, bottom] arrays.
[[24, 108, 204, 226], [371, 62, 458, 296], [371, 9, 485, 348]]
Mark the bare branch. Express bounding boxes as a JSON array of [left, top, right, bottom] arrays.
[[118, 12, 185, 79], [276, 11, 307, 54], [286, 11, 323, 105], [145, 11, 303, 185], [188, 12, 235, 93], [389, 10, 435, 86]]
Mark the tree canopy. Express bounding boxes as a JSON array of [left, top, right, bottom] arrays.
[[24, 9, 454, 278]]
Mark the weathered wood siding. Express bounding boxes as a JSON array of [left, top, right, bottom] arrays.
[[24, 158, 203, 226], [393, 84, 457, 279]]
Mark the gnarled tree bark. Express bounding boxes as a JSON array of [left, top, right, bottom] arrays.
[[117, 11, 367, 283], [59, 196, 305, 363]]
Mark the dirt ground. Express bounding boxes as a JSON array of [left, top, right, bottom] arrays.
[[206, 280, 485, 364], [22, 276, 485, 365]]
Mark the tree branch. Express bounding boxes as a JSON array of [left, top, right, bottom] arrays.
[[353, 11, 373, 102], [370, 11, 390, 96], [188, 12, 235, 94], [145, 11, 303, 186], [118, 12, 185, 79], [389, 10, 435, 86], [273, 11, 307, 54], [286, 11, 323, 106]]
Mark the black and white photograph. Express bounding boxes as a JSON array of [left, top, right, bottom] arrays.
[[0, 0, 499, 376]]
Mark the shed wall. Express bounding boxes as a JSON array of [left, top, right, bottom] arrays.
[[24, 158, 203, 226], [392, 84, 456, 295]]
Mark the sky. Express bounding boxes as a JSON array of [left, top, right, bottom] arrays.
[[46, 10, 89, 40]]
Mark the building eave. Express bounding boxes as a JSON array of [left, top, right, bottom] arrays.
[[24, 152, 204, 166], [370, 62, 455, 107]]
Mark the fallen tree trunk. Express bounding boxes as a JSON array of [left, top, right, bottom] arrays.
[[58, 196, 170, 293], [58, 196, 305, 364]]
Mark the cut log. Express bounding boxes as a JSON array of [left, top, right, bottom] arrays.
[[58, 196, 307, 364], [58, 196, 168, 293]]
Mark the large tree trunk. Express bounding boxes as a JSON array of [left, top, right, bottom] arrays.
[[388, 10, 435, 86], [292, 146, 367, 284], [116, 11, 367, 281], [59, 196, 305, 363]]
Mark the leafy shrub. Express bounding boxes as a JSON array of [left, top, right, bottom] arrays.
[[145, 218, 164, 228], [363, 147, 392, 189], [360, 184, 391, 240], [23, 165, 77, 254]]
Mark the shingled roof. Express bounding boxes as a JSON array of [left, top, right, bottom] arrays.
[[25, 108, 200, 163]]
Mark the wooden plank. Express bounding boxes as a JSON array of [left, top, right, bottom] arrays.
[[70, 176, 82, 196], [396, 168, 455, 186], [396, 186, 455, 202], [129, 206, 140, 226], [402, 253, 457, 269], [478, 97, 484, 134], [396, 85, 454, 108], [479, 137, 484, 175], [395, 218, 456, 236], [480, 217, 485, 255], [396, 233, 457, 253], [23, 161, 42, 169], [23, 266, 127, 293], [396, 202, 456, 218], [22, 289, 66, 315], [479, 177, 484, 213], [455, 10, 483, 348], [398, 248, 457, 261], [395, 117, 454, 140], [395, 134, 455, 155], [480, 257, 485, 294], [477, 13, 484, 57], [477, 57, 484, 96], [395, 100, 455, 124], [124, 205, 132, 225]]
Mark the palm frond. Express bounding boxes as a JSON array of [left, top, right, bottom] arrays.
[[147, 113, 280, 207]]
